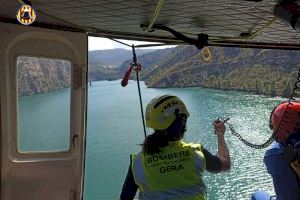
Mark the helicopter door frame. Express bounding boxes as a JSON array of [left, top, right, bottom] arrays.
[[0, 22, 87, 200], [0, 89, 2, 198]]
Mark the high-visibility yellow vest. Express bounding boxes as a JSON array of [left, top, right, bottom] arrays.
[[131, 140, 206, 200]]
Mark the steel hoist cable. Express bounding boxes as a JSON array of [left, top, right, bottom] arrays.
[[131, 45, 147, 139], [121, 45, 147, 139], [225, 67, 300, 149]]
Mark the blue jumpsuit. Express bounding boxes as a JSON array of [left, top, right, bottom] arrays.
[[251, 142, 299, 200]]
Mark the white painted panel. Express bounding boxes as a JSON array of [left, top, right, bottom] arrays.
[[0, 22, 87, 200]]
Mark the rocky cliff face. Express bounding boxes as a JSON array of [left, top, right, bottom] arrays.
[[17, 56, 71, 96]]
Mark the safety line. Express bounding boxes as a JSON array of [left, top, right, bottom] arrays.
[[209, 17, 277, 42], [246, 17, 277, 40], [148, 0, 165, 31], [176, 17, 277, 42], [132, 45, 147, 138]]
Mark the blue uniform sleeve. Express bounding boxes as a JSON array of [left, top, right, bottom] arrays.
[[264, 142, 299, 200], [120, 160, 138, 200]]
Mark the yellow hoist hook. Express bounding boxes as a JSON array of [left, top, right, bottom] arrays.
[[201, 46, 212, 62]]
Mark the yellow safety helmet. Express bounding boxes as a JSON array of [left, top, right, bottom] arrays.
[[145, 95, 190, 130]]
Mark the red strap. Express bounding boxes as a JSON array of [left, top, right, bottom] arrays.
[[121, 65, 133, 87]]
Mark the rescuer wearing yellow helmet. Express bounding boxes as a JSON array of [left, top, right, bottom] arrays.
[[120, 95, 231, 200]]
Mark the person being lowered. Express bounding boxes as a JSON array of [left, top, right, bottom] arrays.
[[120, 95, 231, 200], [252, 101, 300, 200]]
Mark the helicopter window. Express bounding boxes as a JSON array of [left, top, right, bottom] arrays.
[[17, 56, 71, 153]]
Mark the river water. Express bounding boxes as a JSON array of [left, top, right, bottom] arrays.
[[19, 80, 283, 200]]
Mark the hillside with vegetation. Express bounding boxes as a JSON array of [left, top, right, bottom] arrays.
[[141, 46, 299, 97], [17, 46, 299, 97]]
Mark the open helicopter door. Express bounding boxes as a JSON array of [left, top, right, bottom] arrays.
[[0, 22, 87, 200]]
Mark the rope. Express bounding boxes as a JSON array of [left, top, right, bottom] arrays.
[[147, 0, 165, 31], [132, 45, 147, 138], [244, 17, 277, 40]]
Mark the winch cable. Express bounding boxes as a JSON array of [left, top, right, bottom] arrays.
[[120, 45, 147, 139], [224, 67, 300, 149], [131, 45, 147, 139], [111, 39, 172, 140]]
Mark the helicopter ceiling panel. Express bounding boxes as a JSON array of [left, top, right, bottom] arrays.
[[0, 0, 299, 48]]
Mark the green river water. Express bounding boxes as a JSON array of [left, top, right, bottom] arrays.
[[19, 80, 283, 200]]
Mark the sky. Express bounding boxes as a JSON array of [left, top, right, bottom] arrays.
[[88, 36, 176, 51]]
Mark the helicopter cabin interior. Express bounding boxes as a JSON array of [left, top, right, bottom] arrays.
[[0, 0, 300, 200]]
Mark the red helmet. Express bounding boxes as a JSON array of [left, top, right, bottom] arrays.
[[270, 101, 300, 143]]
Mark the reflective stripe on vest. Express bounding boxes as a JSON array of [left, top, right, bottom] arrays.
[[131, 141, 206, 200]]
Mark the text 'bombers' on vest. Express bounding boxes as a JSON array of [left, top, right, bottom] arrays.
[[146, 150, 190, 164]]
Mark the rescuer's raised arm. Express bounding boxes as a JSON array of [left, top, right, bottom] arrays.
[[213, 119, 231, 172]]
